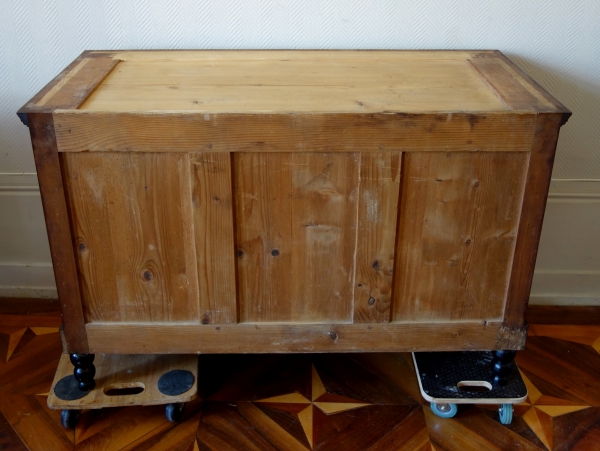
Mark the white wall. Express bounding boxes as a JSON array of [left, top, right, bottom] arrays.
[[0, 0, 598, 303]]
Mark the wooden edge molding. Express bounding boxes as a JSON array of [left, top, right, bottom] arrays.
[[84, 321, 519, 354], [491, 51, 572, 125], [17, 51, 119, 126], [469, 51, 572, 123], [503, 113, 563, 329], [27, 113, 88, 353], [53, 111, 537, 153], [495, 324, 528, 350]]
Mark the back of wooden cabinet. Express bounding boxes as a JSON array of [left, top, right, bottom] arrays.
[[61, 150, 528, 326]]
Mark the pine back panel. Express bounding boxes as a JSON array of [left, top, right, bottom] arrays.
[[62, 150, 528, 325]]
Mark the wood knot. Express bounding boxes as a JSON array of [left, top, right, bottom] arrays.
[[143, 270, 153, 281], [78, 243, 87, 251], [329, 332, 338, 341], [201, 315, 210, 325], [372, 260, 381, 270], [237, 249, 244, 257], [368, 297, 376, 306], [271, 249, 280, 257]]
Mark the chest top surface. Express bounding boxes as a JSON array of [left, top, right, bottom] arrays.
[[81, 50, 511, 113]]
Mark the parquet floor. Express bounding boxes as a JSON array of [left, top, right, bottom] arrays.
[[0, 302, 599, 450]]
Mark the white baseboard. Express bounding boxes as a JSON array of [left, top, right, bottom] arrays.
[[529, 296, 600, 306], [0, 263, 57, 298]]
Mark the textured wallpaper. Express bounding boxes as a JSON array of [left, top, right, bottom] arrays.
[[1, 0, 599, 179]]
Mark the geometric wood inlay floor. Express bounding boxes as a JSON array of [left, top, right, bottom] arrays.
[[0, 303, 600, 450]]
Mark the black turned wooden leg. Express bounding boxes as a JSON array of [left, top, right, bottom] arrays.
[[70, 354, 96, 391], [491, 350, 517, 386]]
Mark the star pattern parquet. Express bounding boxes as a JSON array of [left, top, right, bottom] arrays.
[[0, 304, 600, 450]]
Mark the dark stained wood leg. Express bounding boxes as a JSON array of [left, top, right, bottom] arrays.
[[70, 353, 96, 391], [491, 350, 517, 386]]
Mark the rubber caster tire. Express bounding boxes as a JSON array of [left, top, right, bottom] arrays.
[[430, 402, 458, 418], [165, 402, 186, 422], [499, 403, 513, 425], [60, 409, 80, 428]]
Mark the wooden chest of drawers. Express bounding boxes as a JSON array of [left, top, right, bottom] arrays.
[[19, 50, 570, 355]]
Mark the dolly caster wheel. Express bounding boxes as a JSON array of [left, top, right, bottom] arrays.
[[60, 409, 80, 428], [165, 402, 186, 422], [430, 402, 457, 418], [499, 403, 513, 425]]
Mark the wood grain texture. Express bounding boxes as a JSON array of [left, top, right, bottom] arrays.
[[53, 111, 537, 154], [467, 56, 555, 112], [0, 395, 73, 451], [491, 51, 572, 120], [354, 152, 401, 323], [234, 153, 294, 323], [79, 54, 506, 113], [47, 353, 197, 409], [0, 408, 27, 451], [235, 153, 359, 323], [35, 57, 120, 109], [393, 152, 528, 322], [504, 114, 563, 328], [425, 406, 542, 451], [84, 321, 511, 354], [17, 51, 94, 118], [0, 329, 62, 395], [62, 152, 199, 323], [190, 153, 237, 325], [27, 113, 88, 353]]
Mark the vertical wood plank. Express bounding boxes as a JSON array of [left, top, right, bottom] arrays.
[[234, 153, 294, 322], [504, 114, 563, 328], [62, 152, 199, 323], [61, 153, 120, 322], [393, 152, 528, 322], [354, 152, 401, 323], [235, 153, 360, 323], [190, 152, 238, 324], [289, 153, 360, 322], [27, 113, 88, 353]]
